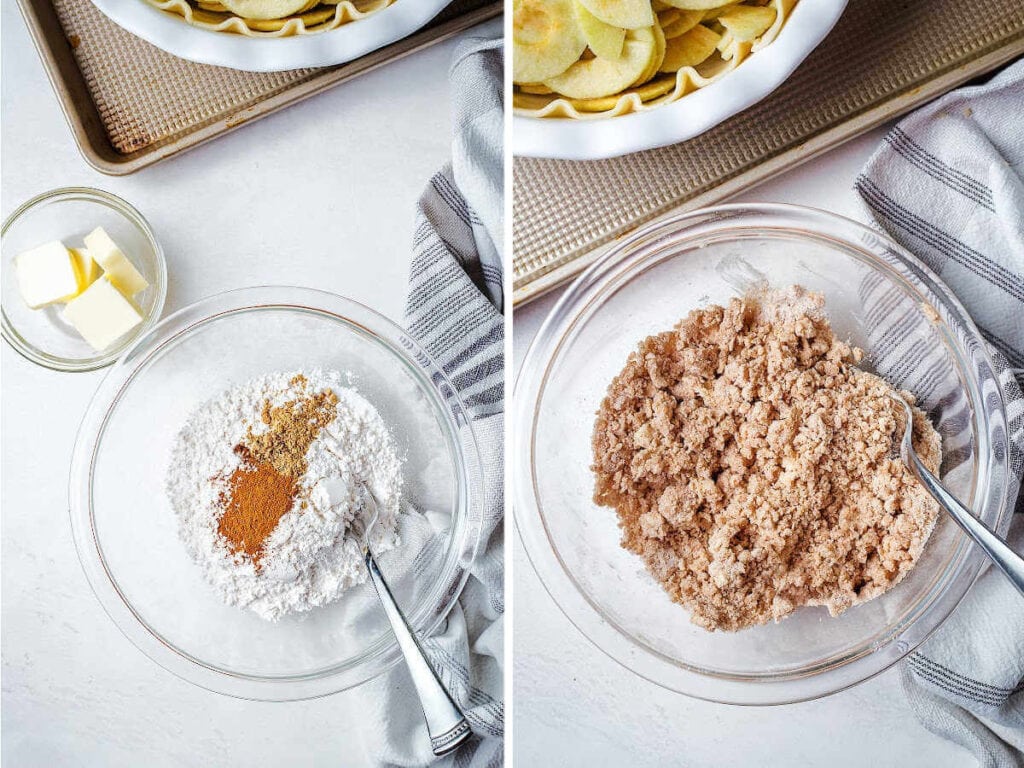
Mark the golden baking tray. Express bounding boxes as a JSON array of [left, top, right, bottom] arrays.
[[513, 0, 1024, 306], [17, 0, 501, 175]]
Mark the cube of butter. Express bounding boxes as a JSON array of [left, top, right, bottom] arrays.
[[83, 227, 149, 297], [14, 240, 80, 309], [63, 276, 144, 351], [69, 247, 102, 296]]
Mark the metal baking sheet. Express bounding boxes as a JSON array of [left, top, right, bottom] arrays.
[[17, 0, 501, 174], [512, 0, 1024, 306]]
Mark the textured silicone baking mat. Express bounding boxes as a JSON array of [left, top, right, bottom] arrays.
[[513, 0, 1024, 306], [17, 0, 500, 174]]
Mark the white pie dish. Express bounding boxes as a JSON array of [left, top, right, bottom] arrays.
[[512, 0, 848, 160], [88, 0, 453, 71]]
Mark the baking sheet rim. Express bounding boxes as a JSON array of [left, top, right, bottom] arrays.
[[16, 0, 501, 176], [512, 39, 1024, 308]]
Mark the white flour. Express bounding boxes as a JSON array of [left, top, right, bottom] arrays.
[[166, 369, 401, 621]]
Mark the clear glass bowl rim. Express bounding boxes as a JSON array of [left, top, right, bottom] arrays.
[[514, 202, 1011, 705], [69, 286, 484, 700], [1, 186, 168, 372]]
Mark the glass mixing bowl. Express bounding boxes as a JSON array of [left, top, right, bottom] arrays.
[[2, 188, 166, 372], [70, 287, 482, 700], [515, 204, 1012, 705]]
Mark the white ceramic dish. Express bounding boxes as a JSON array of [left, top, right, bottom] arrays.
[[513, 0, 848, 160], [88, 0, 453, 71]]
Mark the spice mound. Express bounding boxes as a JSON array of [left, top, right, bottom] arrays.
[[167, 369, 402, 621], [591, 286, 942, 632]]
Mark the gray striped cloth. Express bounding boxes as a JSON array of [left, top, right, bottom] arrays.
[[855, 60, 1024, 766], [363, 30, 504, 768]]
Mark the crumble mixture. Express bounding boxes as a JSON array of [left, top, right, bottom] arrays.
[[591, 286, 941, 632]]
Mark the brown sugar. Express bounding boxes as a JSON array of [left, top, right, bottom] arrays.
[[245, 376, 340, 477], [591, 286, 942, 632]]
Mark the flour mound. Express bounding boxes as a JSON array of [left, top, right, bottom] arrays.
[[166, 369, 402, 621]]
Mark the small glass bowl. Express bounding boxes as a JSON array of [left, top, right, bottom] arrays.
[[2, 187, 167, 372], [69, 287, 483, 699], [514, 204, 1012, 705]]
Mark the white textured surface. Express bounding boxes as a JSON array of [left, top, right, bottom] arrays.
[[1, 4, 486, 765], [512, 129, 978, 767]]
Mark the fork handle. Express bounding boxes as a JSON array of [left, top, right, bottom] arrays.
[[364, 552, 473, 756], [908, 453, 1024, 597]]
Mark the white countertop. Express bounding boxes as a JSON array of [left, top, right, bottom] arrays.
[[1, 4, 495, 765], [0, 0, 1008, 763], [511, 130, 981, 767]]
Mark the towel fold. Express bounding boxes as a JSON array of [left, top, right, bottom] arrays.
[[856, 59, 1024, 767], [360, 30, 504, 768]]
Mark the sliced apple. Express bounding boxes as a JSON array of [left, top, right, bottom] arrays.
[[189, 6, 230, 22], [575, 0, 626, 60], [513, 0, 587, 83], [631, 75, 677, 101], [569, 75, 676, 111], [657, 8, 680, 26], [544, 25, 658, 99], [660, 7, 703, 37], [517, 82, 555, 94], [658, 0, 733, 9], [631, 19, 666, 86], [702, 2, 741, 18], [659, 23, 720, 71], [577, 0, 653, 29], [219, 0, 309, 20], [717, 5, 776, 41], [244, 5, 333, 28]]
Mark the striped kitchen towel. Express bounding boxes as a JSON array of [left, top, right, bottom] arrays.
[[856, 60, 1024, 767], [362, 29, 504, 768]]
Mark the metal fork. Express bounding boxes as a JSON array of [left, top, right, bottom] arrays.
[[890, 393, 1024, 597], [353, 482, 472, 757]]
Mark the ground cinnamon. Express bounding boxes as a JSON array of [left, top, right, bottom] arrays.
[[218, 446, 298, 563], [216, 378, 342, 564]]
